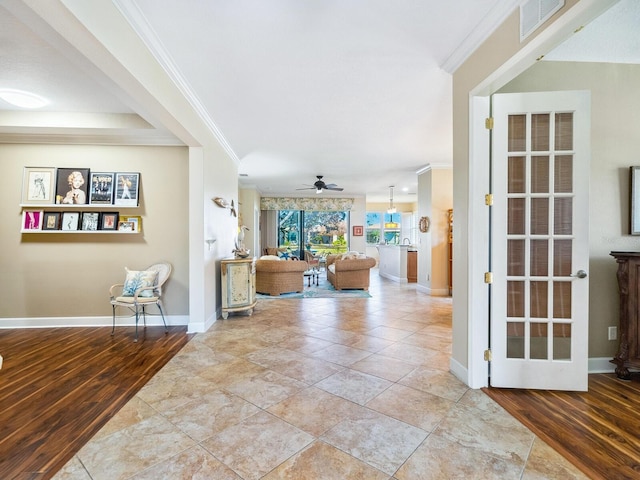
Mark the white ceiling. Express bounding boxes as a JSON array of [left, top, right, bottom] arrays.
[[0, 0, 636, 202]]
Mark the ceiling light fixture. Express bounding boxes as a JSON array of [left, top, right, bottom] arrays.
[[387, 186, 397, 214], [316, 188, 322, 194], [0, 89, 49, 109]]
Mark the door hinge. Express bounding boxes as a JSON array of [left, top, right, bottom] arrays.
[[484, 349, 492, 361], [485, 117, 494, 130], [484, 272, 493, 284], [485, 194, 493, 206]]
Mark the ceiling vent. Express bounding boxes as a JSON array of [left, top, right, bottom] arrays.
[[520, 0, 565, 41]]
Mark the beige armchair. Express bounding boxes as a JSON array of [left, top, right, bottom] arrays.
[[326, 253, 376, 290], [255, 257, 308, 295]]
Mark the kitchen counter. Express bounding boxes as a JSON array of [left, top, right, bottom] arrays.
[[377, 244, 416, 283]]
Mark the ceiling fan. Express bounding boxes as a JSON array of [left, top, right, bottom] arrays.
[[297, 175, 344, 194]]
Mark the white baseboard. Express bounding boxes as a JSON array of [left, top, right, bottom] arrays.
[[589, 356, 616, 374], [448, 356, 616, 390], [449, 356, 469, 386], [378, 272, 408, 284], [188, 311, 218, 334], [415, 284, 450, 297], [0, 315, 189, 329]]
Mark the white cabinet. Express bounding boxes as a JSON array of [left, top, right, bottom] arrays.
[[221, 257, 256, 319]]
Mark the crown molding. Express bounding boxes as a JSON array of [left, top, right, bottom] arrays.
[[113, 0, 239, 163], [442, 0, 522, 74], [417, 162, 451, 175]]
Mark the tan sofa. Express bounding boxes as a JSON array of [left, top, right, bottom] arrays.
[[255, 257, 308, 295], [326, 253, 376, 291]]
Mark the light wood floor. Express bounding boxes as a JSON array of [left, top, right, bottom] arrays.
[[0, 325, 191, 480]]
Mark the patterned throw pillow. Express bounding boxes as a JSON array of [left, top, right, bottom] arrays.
[[122, 268, 158, 297]]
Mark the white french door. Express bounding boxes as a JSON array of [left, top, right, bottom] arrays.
[[490, 90, 590, 391]]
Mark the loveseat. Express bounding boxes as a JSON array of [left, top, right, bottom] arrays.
[[255, 256, 308, 295], [326, 252, 376, 291]]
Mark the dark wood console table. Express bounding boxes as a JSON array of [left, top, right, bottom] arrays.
[[610, 251, 640, 379]]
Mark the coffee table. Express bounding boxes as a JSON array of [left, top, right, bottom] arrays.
[[303, 268, 319, 286]]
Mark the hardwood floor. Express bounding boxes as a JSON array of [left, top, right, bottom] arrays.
[[0, 326, 191, 480], [484, 373, 640, 480]]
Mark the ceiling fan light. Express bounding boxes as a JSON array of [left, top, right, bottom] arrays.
[[316, 188, 322, 194]]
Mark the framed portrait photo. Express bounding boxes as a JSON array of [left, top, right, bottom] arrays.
[[89, 172, 115, 205], [124, 215, 142, 233], [22, 167, 56, 205], [21, 210, 43, 231], [61, 211, 80, 231], [42, 212, 61, 230], [101, 212, 119, 231], [114, 172, 140, 206], [118, 221, 136, 232], [352, 225, 364, 236], [56, 168, 90, 205], [81, 212, 100, 231]]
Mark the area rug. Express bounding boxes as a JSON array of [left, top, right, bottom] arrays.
[[256, 276, 372, 299]]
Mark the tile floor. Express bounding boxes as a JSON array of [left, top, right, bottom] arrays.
[[54, 271, 588, 479]]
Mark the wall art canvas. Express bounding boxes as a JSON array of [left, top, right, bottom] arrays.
[[22, 210, 43, 231], [61, 211, 80, 231], [101, 212, 119, 230], [114, 172, 140, 206], [89, 172, 115, 205], [56, 168, 90, 205], [22, 167, 56, 205], [42, 212, 61, 230], [81, 212, 100, 231]]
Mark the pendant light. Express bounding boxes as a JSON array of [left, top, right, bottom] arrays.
[[387, 186, 397, 214]]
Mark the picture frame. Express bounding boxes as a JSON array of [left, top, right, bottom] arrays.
[[352, 225, 363, 236], [89, 172, 115, 205], [21, 210, 43, 231], [118, 221, 136, 232], [114, 172, 140, 206], [125, 215, 142, 233], [632, 166, 640, 235], [42, 212, 61, 230], [81, 212, 100, 231], [101, 212, 119, 231], [22, 167, 56, 205], [61, 211, 80, 231], [55, 168, 90, 205]]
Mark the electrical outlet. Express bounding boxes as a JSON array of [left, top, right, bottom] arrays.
[[608, 326, 617, 341]]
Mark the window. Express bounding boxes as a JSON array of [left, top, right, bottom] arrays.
[[366, 211, 402, 245], [365, 212, 381, 244], [278, 210, 349, 258]]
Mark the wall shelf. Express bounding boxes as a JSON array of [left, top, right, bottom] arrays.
[[20, 204, 139, 209], [21, 230, 140, 234]]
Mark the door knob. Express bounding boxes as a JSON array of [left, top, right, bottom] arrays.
[[571, 270, 587, 279]]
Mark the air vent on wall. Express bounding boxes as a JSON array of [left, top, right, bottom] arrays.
[[520, 0, 565, 42]]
